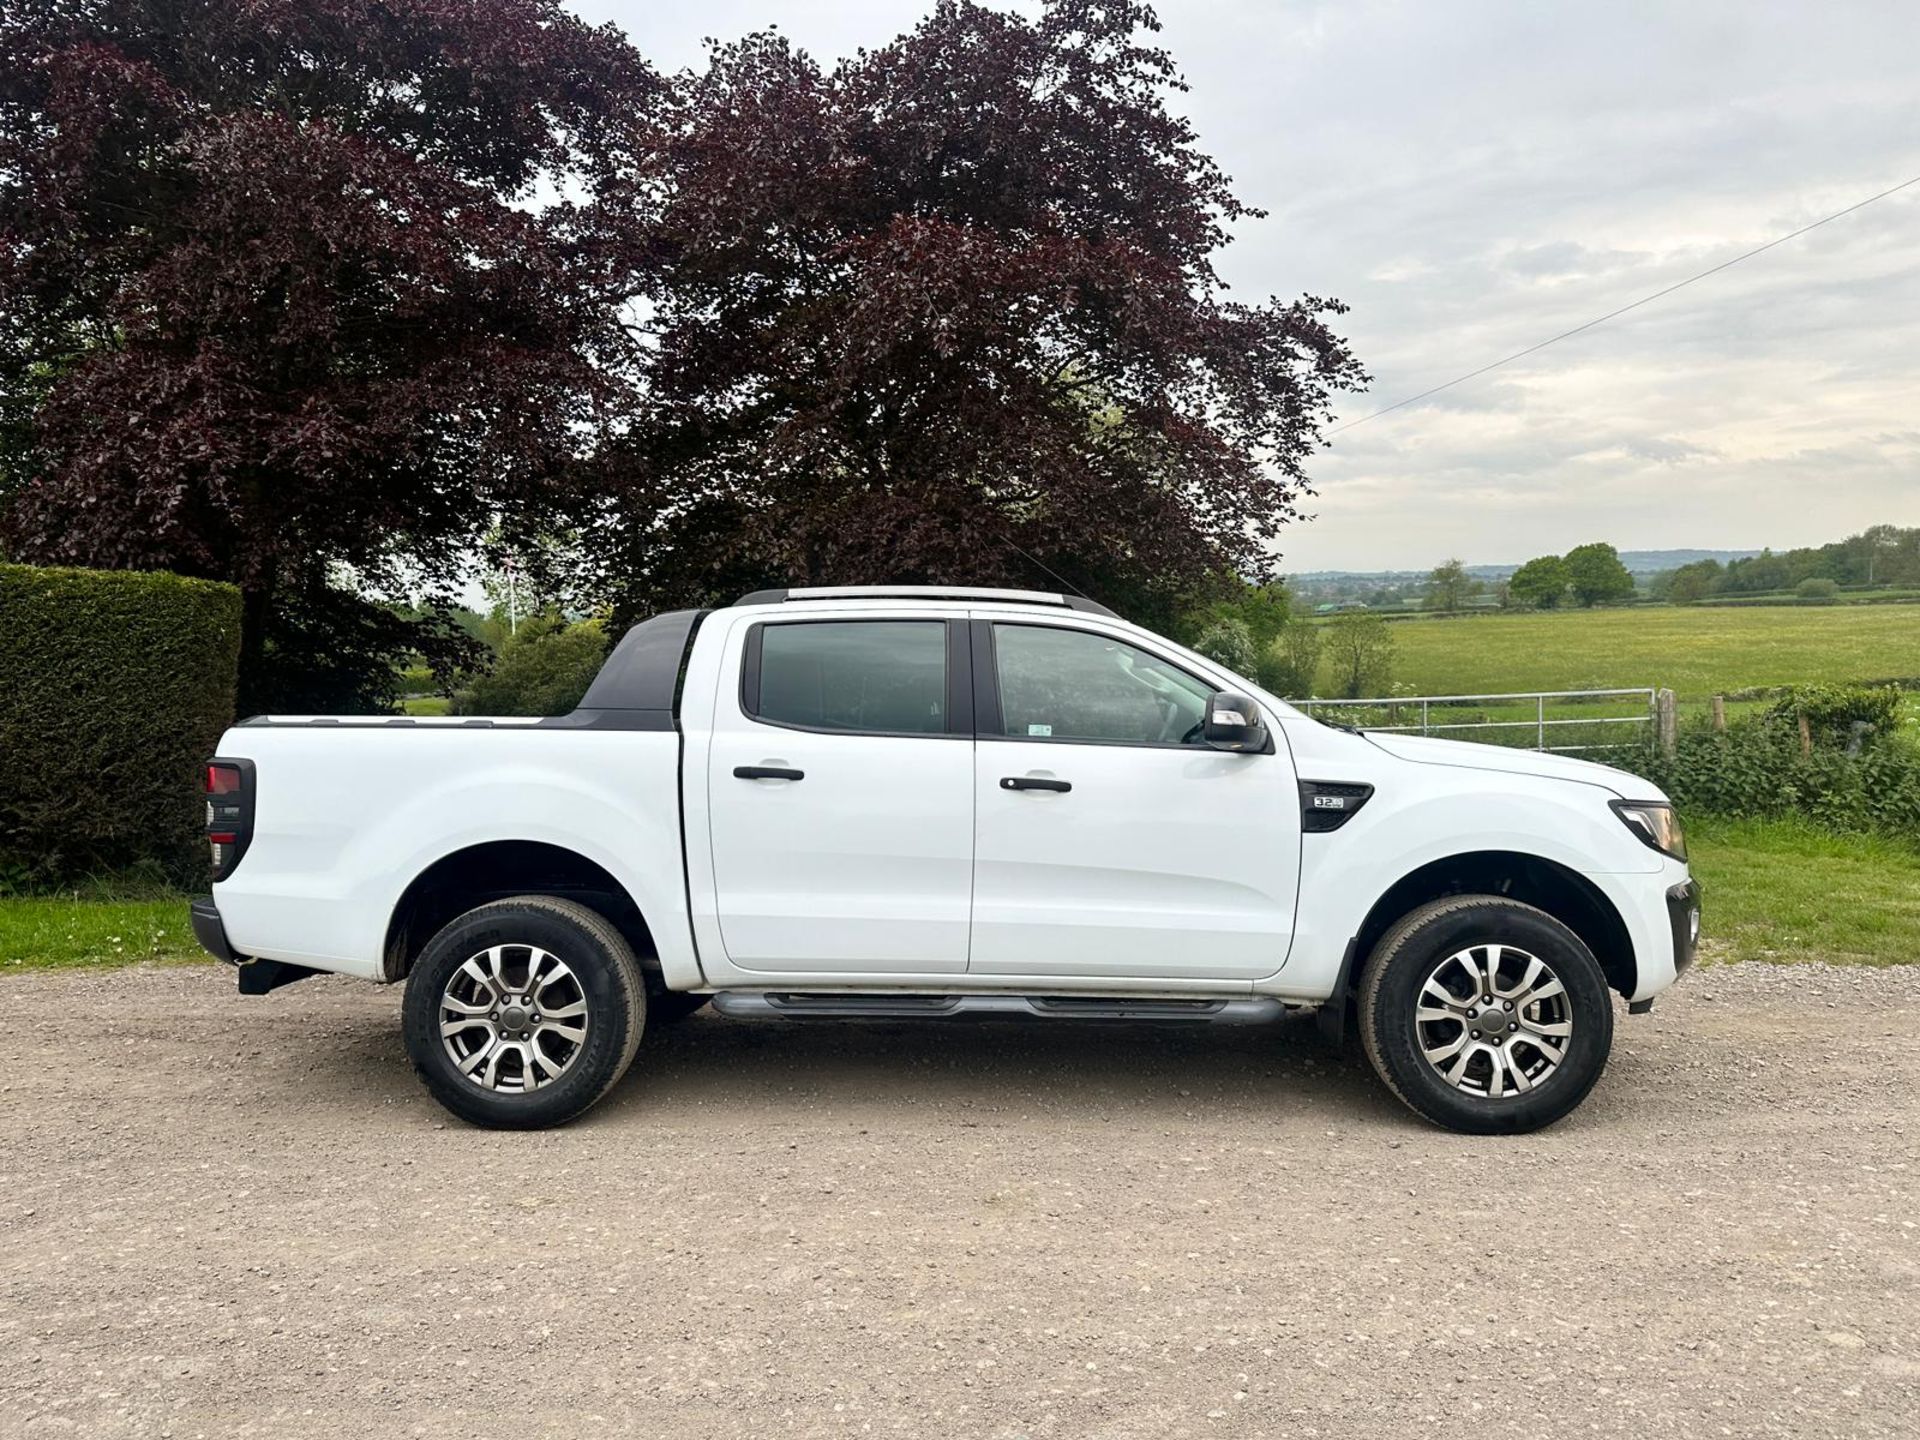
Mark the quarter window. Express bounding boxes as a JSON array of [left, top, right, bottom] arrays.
[[749, 621, 948, 735], [992, 624, 1213, 746]]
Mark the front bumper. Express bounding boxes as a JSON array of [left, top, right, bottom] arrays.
[[1667, 879, 1701, 977]]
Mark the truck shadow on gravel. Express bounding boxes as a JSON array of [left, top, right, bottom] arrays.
[[588, 1011, 1431, 1130], [591, 1011, 1655, 1133], [257, 985, 1654, 1133]]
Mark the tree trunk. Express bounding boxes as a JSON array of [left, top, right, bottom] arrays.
[[233, 567, 278, 719]]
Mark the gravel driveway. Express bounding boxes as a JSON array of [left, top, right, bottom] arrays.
[[1, 961, 1916, 1439]]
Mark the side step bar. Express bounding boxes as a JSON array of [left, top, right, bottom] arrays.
[[709, 992, 1288, 1027]]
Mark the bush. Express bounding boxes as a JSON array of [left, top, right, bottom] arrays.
[[1190, 617, 1257, 678], [0, 563, 242, 888], [1629, 713, 1920, 840], [1257, 619, 1322, 698], [1764, 683, 1902, 747], [457, 616, 610, 716], [1180, 582, 1292, 654], [1795, 577, 1839, 601], [1322, 612, 1395, 698]]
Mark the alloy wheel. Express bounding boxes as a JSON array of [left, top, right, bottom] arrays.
[[1413, 943, 1573, 1099], [437, 944, 590, 1093]]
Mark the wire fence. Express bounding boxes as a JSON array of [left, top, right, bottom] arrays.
[[1295, 688, 1662, 755]]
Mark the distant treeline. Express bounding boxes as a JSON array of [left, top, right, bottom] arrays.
[[1651, 525, 1918, 603]]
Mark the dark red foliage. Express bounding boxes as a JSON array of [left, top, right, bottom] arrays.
[[0, 0, 658, 668], [600, 0, 1364, 616]]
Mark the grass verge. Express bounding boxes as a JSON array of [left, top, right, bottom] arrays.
[[0, 893, 203, 970], [1688, 816, 1920, 966]]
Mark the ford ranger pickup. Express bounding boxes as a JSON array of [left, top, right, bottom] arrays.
[[191, 585, 1700, 1132]]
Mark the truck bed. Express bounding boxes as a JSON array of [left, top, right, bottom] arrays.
[[212, 722, 689, 981]]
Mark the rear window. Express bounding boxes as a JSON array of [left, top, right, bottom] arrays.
[[747, 621, 948, 735]]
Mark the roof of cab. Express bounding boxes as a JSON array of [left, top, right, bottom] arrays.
[[577, 588, 1122, 718]]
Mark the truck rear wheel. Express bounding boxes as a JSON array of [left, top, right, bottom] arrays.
[[1358, 896, 1614, 1134], [402, 895, 646, 1129]]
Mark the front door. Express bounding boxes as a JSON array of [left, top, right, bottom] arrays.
[[706, 615, 975, 974], [968, 619, 1301, 981]]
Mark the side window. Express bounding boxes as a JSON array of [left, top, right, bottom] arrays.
[[992, 624, 1214, 746], [748, 621, 948, 735]]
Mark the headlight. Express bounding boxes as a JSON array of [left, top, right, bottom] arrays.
[[1611, 800, 1687, 860]]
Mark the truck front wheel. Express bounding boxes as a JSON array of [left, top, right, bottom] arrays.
[[402, 895, 646, 1129], [1358, 896, 1614, 1134]]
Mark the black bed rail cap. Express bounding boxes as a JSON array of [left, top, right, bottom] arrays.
[[576, 608, 707, 712]]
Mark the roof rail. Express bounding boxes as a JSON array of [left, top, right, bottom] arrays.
[[732, 585, 1117, 618]]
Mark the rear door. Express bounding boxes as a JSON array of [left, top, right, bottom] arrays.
[[704, 614, 976, 974], [968, 618, 1300, 981]]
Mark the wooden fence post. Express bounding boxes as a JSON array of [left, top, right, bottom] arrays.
[[1656, 688, 1678, 757], [1710, 694, 1727, 733], [1799, 712, 1813, 758]]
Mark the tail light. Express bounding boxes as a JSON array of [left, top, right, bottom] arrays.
[[205, 758, 256, 880]]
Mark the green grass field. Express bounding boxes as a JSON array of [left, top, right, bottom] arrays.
[[1377, 605, 1920, 700], [4, 815, 1915, 972]]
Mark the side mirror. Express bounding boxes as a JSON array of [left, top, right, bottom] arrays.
[[1202, 690, 1268, 753]]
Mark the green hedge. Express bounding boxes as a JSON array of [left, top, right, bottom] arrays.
[[1629, 706, 1920, 842], [0, 564, 242, 888]]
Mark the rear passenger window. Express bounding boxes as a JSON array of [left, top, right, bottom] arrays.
[[748, 621, 948, 735]]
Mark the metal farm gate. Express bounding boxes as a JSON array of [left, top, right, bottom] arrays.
[[1295, 687, 1675, 756]]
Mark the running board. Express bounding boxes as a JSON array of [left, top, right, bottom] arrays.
[[708, 992, 1288, 1026]]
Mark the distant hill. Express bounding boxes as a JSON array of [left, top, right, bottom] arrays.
[[1293, 548, 1761, 585], [1616, 549, 1761, 574]]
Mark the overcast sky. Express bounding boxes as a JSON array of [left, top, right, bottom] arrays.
[[572, 0, 1920, 573]]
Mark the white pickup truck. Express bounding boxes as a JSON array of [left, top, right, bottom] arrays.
[[192, 585, 1698, 1133]]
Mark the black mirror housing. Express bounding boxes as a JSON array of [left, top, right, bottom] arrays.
[[1202, 690, 1268, 753]]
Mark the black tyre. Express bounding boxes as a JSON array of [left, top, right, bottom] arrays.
[[1358, 896, 1614, 1134], [402, 895, 646, 1129], [646, 990, 711, 1024]]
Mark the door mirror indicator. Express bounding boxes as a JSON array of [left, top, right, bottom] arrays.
[[1202, 691, 1268, 753]]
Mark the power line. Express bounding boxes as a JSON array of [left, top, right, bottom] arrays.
[[1330, 172, 1920, 436]]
